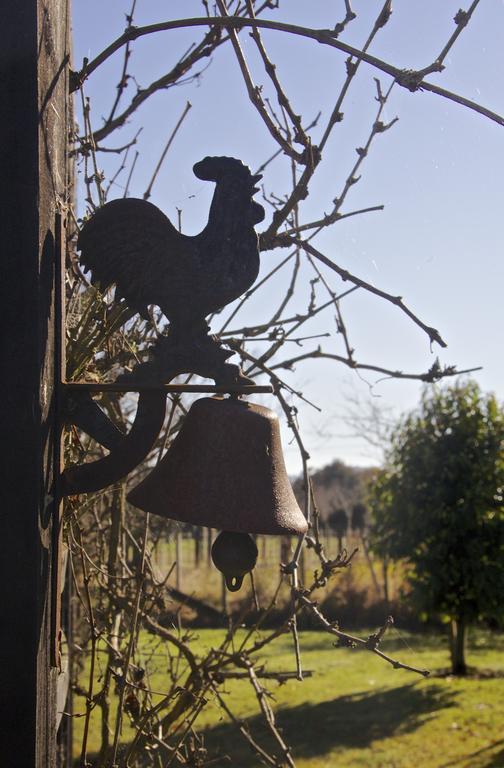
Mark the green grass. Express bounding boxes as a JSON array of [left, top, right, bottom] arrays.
[[73, 628, 504, 767]]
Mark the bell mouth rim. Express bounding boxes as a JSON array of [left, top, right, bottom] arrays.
[[125, 489, 308, 536], [126, 391, 309, 536]]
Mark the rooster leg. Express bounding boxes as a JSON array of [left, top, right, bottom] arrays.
[[166, 317, 209, 345], [122, 321, 254, 386], [186, 323, 256, 385]]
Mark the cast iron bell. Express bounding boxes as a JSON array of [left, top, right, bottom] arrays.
[[128, 397, 307, 534], [127, 397, 307, 587]]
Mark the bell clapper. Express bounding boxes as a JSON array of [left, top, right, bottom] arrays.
[[211, 531, 258, 592]]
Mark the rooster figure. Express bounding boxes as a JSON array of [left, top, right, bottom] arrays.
[[78, 156, 265, 383]]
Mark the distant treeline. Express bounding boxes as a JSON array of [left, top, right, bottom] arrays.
[[293, 459, 378, 527]]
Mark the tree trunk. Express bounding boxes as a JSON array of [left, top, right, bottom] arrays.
[[449, 618, 467, 675], [382, 556, 390, 609], [360, 534, 381, 596], [194, 528, 201, 567], [221, 574, 228, 615], [280, 535, 291, 564]]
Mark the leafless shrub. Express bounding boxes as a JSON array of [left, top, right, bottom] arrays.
[[65, 2, 498, 764]]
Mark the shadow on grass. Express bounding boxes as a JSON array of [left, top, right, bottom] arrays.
[[202, 682, 456, 766], [485, 744, 504, 768], [77, 683, 456, 767], [439, 738, 504, 768]]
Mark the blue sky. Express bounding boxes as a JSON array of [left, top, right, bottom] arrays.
[[73, 1, 503, 474]]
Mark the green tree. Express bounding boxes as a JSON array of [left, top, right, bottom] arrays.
[[370, 381, 504, 674], [351, 502, 368, 535], [328, 506, 349, 552]]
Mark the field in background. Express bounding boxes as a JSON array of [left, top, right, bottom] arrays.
[[150, 530, 403, 624], [73, 628, 504, 767]]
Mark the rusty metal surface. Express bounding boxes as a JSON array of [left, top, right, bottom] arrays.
[[62, 390, 167, 496], [63, 389, 126, 452], [127, 397, 308, 536], [78, 157, 264, 337], [62, 335, 268, 495], [64, 157, 267, 495], [211, 531, 258, 591], [77, 156, 264, 388]]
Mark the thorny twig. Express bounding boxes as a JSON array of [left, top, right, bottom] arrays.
[[290, 238, 448, 348]]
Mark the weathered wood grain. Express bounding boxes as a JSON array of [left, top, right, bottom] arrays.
[[0, 2, 71, 765]]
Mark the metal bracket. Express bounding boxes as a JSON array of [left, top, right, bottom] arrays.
[[62, 156, 271, 495]]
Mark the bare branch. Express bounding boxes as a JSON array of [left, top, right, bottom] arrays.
[[270, 347, 482, 384], [143, 101, 192, 201], [288, 238, 448, 348]]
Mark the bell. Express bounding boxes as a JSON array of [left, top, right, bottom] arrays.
[[211, 531, 258, 592], [127, 396, 307, 536]]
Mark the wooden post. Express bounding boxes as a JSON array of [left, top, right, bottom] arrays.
[[0, 2, 71, 766]]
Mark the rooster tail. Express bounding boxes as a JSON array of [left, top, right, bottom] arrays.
[[77, 198, 177, 319]]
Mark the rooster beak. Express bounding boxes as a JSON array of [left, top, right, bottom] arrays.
[[251, 174, 263, 183]]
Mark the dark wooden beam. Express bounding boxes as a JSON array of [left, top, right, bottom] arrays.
[[0, 2, 71, 765]]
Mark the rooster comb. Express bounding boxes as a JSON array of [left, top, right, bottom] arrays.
[[193, 156, 262, 185]]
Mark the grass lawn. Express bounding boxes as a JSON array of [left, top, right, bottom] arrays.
[[73, 628, 504, 767]]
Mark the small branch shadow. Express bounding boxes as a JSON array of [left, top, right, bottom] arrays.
[[440, 738, 504, 767], [484, 743, 504, 768]]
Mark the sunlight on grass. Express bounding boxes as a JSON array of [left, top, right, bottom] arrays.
[[72, 628, 504, 767]]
